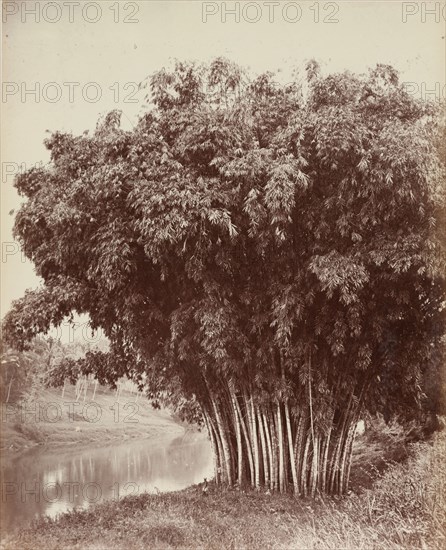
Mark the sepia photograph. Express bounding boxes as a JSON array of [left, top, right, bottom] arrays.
[[1, 1, 445, 548]]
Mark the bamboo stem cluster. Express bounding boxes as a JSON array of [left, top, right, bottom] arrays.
[[201, 380, 363, 496]]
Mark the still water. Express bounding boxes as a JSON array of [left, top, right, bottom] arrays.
[[1, 431, 213, 534]]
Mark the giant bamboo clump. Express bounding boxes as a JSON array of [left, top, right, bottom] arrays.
[[3, 60, 444, 497], [170, 304, 376, 496]]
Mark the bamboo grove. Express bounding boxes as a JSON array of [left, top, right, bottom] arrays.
[[3, 59, 445, 496]]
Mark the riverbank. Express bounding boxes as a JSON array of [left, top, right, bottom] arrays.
[[3, 429, 444, 550], [1, 385, 183, 453]]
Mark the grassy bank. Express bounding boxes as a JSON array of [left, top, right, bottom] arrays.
[[3, 430, 444, 550], [1, 385, 183, 452]]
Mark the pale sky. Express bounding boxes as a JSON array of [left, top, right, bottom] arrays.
[[1, 0, 445, 323]]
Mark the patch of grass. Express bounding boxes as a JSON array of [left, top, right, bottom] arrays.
[[3, 430, 445, 550], [350, 417, 411, 490], [12, 421, 46, 443]]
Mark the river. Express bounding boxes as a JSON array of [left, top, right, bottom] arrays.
[[1, 431, 213, 534]]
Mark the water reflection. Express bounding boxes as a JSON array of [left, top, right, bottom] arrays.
[[1, 431, 213, 534]]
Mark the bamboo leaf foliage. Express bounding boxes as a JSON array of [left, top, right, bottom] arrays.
[[3, 59, 445, 496]]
